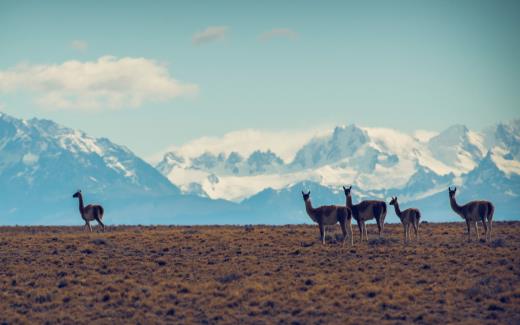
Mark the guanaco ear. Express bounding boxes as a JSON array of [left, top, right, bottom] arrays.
[[349, 186, 352, 190], [342, 186, 346, 191]]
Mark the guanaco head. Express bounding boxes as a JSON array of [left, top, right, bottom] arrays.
[[389, 196, 398, 206], [448, 186, 457, 198], [72, 190, 82, 198], [301, 191, 311, 202], [342, 185, 352, 197]]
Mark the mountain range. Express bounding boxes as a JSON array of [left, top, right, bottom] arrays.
[[0, 111, 519, 225], [157, 119, 520, 223], [0, 112, 243, 225]]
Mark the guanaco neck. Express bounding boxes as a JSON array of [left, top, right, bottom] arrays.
[[392, 201, 402, 218], [449, 195, 463, 216], [77, 194, 85, 214], [346, 194, 353, 209], [304, 199, 317, 222]]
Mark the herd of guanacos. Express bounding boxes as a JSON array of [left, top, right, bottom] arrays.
[[303, 186, 495, 245], [71, 186, 495, 246]]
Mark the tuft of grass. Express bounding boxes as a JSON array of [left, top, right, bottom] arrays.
[[91, 238, 108, 246], [491, 238, 507, 248], [217, 274, 241, 284], [368, 237, 399, 245]]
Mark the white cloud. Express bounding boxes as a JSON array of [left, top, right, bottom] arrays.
[[192, 26, 228, 45], [150, 127, 331, 164], [414, 130, 438, 142], [71, 40, 88, 51], [259, 28, 298, 41], [22, 152, 39, 165], [0, 56, 198, 110]]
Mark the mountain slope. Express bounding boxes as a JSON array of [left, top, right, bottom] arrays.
[[0, 113, 178, 198], [0, 112, 248, 225], [427, 124, 486, 174]]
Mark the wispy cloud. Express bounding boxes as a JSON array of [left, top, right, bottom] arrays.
[[70, 40, 88, 52], [0, 56, 198, 110], [259, 28, 298, 41], [192, 26, 229, 45]]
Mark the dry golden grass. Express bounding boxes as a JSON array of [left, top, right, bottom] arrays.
[[0, 222, 519, 324]]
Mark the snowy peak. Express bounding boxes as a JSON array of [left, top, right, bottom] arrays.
[[484, 120, 520, 160], [224, 151, 243, 174], [427, 124, 485, 173], [246, 150, 284, 174], [291, 124, 368, 168], [156, 152, 186, 175], [155, 147, 287, 199], [328, 125, 369, 161], [0, 112, 179, 199]]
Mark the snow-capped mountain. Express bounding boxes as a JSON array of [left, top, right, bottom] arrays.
[[156, 119, 520, 221], [156, 123, 480, 201], [1, 111, 518, 225], [290, 125, 369, 169], [0, 112, 245, 225], [483, 120, 520, 160], [427, 124, 486, 174], [0, 112, 178, 198]]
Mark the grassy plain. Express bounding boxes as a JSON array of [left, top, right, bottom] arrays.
[[0, 222, 519, 324]]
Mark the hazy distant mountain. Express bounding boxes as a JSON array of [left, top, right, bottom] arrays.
[[158, 119, 520, 222], [0, 112, 245, 225]]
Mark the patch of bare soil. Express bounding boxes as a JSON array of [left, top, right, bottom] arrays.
[[0, 222, 519, 324]]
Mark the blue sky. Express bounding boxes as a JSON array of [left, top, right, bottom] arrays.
[[1, 0, 519, 158]]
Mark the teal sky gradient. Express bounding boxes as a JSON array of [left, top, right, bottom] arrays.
[[1, 0, 519, 157]]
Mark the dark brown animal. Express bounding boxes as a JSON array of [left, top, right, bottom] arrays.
[[389, 196, 421, 244], [448, 187, 494, 242], [72, 190, 105, 232], [343, 186, 387, 241], [302, 191, 353, 245]]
